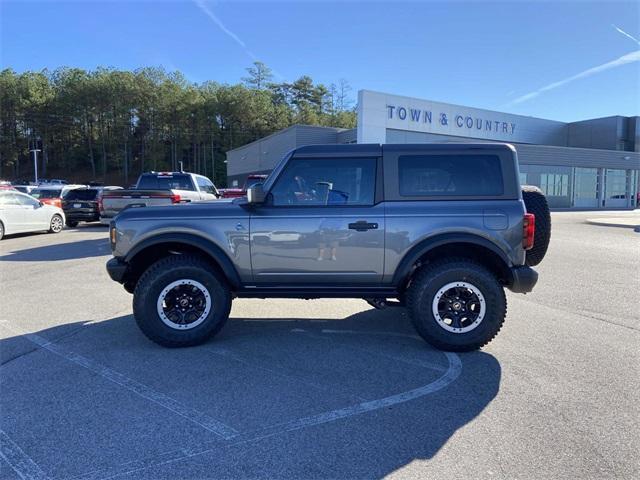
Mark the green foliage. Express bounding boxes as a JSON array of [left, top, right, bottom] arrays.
[[0, 63, 356, 186]]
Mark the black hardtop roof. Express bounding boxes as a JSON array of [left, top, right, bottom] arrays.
[[292, 143, 516, 157]]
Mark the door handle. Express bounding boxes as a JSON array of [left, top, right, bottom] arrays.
[[348, 221, 378, 232]]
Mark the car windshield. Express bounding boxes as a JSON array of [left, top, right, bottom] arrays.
[[64, 189, 99, 200], [31, 189, 62, 199]]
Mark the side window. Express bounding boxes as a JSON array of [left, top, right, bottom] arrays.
[[269, 158, 376, 206], [14, 194, 39, 207], [0, 194, 19, 206], [196, 177, 216, 195], [398, 154, 504, 197]]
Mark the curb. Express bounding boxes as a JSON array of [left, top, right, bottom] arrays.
[[585, 219, 640, 231]]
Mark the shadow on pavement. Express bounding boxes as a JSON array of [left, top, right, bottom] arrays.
[[0, 308, 501, 479], [0, 238, 110, 261]]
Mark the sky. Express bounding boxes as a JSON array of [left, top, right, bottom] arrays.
[[1, 0, 639, 122]]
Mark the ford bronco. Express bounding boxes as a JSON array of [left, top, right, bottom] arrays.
[[106, 143, 550, 351]]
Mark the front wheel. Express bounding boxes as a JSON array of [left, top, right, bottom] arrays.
[[406, 258, 506, 352], [133, 255, 232, 347], [49, 214, 64, 233], [66, 220, 79, 228]]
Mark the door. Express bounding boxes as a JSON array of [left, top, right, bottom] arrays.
[[573, 168, 599, 208], [604, 169, 628, 208], [0, 193, 26, 234], [15, 193, 50, 230], [250, 156, 384, 285]]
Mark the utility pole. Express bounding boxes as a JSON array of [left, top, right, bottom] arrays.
[[30, 148, 41, 184]]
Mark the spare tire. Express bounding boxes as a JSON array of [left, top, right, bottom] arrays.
[[522, 185, 551, 266]]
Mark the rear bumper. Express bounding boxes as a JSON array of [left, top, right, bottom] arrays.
[[106, 257, 128, 283], [507, 266, 538, 293], [65, 211, 100, 221]]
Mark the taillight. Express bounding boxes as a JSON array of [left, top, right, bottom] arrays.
[[171, 194, 181, 204], [98, 196, 104, 213], [523, 213, 535, 250]]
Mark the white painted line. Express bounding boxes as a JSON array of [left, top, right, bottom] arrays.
[[0, 322, 238, 440], [249, 350, 462, 439], [0, 429, 49, 480], [69, 334, 462, 479]]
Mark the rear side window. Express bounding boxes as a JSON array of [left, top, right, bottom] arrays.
[[398, 155, 504, 197], [196, 177, 217, 195], [64, 189, 99, 201], [137, 174, 195, 191]]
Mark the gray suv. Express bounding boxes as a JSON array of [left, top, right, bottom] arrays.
[[106, 144, 550, 351]]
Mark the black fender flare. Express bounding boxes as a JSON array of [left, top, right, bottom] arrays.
[[391, 233, 513, 287], [125, 232, 242, 289]]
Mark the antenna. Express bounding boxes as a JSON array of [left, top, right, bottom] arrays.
[[178, 161, 184, 173]]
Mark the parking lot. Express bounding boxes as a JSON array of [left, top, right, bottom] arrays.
[[0, 211, 638, 479]]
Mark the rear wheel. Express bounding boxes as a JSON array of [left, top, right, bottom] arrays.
[[407, 258, 506, 352], [0, 221, 4, 240], [66, 220, 78, 228], [49, 214, 64, 233], [133, 255, 232, 347]]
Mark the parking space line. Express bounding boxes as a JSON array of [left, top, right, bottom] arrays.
[[0, 429, 49, 480], [68, 347, 462, 480], [0, 322, 238, 440]]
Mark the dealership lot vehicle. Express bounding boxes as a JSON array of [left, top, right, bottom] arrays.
[[219, 173, 268, 198], [0, 212, 638, 479], [62, 186, 122, 227], [0, 190, 65, 240], [107, 143, 550, 351], [29, 184, 85, 209], [100, 171, 219, 224]]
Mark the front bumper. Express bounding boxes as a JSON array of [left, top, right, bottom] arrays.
[[106, 257, 127, 283], [507, 266, 538, 293]]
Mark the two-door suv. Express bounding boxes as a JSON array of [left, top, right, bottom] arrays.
[[106, 144, 550, 351]]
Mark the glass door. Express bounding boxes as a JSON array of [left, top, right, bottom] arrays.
[[572, 168, 599, 208], [604, 169, 628, 208]]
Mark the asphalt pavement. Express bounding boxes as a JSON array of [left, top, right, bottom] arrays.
[[0, 211, 638, 479]]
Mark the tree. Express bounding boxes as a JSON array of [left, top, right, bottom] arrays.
[[242, 61, 273, 90]]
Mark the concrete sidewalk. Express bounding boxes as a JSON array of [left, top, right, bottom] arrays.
[[585, 215, 640, 230]]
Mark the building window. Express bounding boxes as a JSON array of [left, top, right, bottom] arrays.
[[540, 173, 569, 196], [519, 173, 527, 185]]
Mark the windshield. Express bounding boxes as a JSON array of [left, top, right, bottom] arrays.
[[64, 189, 99, 201], [30, 189, 62, 199]]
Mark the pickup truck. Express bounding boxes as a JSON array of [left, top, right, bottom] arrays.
[[106, 143, 551, 352], [100, 172, 219, 224], [219, 174, 268, 198]]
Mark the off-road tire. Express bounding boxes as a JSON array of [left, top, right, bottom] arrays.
[[522, 185, 551, 266], [66, 220, 79, 228], [406, 258, 507, 352], [133, 254, 232, 347]]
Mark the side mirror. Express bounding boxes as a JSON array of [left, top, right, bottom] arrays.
[[247, 183, 265, 204], [36, 201, 44, 208]]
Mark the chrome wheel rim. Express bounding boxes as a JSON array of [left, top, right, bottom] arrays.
[[432, 281, 486, 333], [51, 216, 63, 232], [156, 279, 212, 330]]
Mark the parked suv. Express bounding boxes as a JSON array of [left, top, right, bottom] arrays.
[[106, 144, 551, 351]]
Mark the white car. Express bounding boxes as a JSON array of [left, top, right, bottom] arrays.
[[0, 191, 65, 240]]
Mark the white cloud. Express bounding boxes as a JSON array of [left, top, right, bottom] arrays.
[[507, 24, 640, 106], [507, 50, 640, 105], [192, 0, 257, 60], [612, 24, 640, 46]]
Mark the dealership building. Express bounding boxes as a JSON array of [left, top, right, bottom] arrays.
[[226, 90, 640, 209]]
